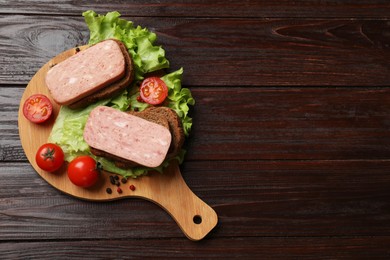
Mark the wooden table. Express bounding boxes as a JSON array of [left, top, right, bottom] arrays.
[[1, 1, 390, 258]]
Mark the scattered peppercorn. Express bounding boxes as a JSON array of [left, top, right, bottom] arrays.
[[106, 188, 112, 194], [109, 175, 116, 185], [121, 178, 127, 184], [75, 47, 80, 53], [129, 185, 136, 191], [117, 187, 123, 194], [134, 107, 139, 112], [114, 175, 119, 180]]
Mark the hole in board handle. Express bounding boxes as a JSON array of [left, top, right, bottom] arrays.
[[193, 215, 202, 224]]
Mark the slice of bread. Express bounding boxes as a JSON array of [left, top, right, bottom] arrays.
[[144, 107, 185, 159], [127, 109, 170, 129]]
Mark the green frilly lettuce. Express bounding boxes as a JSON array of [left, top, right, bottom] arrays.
[[48, 11, 194, 178], [83, 10, 169, 80]]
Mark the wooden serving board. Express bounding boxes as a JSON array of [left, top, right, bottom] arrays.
[[18, 45, 217, 241]]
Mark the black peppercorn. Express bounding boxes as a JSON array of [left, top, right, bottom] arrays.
[[109, 175, 116, 185]]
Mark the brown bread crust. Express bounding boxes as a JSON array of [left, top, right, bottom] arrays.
[[145, 107, 185, 159], [68, 39, 134, 109]]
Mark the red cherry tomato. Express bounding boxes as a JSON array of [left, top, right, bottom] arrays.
[[23, 94, 53, 123], [139, 77, 168, 105], [35, 143, 64, 172], [67, 156, 100, 188]]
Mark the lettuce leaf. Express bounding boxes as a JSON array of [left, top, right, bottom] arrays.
[[162, 68, 195, 136], [83, 10, 169, 80], [48, 11, 194, 178]]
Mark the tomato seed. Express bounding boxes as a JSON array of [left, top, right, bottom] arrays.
[[117, 187, 122, 194]]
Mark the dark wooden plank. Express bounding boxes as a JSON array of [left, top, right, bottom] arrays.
[[3, 87, 390, 162], [0, 16, 389, 86], [188, 87, 390, 160], [1, 160, 389, 240], [0, 1, 389, 18], [1, 236, 389, 259], [0, 87, 26, 161]]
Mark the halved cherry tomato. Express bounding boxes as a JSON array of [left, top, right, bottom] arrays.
[[139, 77, 168, 105], [23, 94, 53, 123], [35, 143, 64, 172], [67, 156, 100, 188]]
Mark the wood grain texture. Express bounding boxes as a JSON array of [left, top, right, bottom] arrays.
[[1, 0, 390, 257], [0, 236, 389, 259], [0, 16, 389, 86], [188, 87, 390, 160], [0, 1, 389, 18], [3, 86, 390, 162], [1, 160, 390, 240]]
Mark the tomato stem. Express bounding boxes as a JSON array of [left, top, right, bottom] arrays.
[[42, 148, 55, 161]]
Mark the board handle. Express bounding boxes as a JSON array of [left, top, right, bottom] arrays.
[[147, 162, 218, 241]]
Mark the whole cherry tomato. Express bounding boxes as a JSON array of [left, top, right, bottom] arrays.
[[67, 156, 100, 188], [35, 143, 64, 172], [139, 77, 168, 105], [23, 94, 53, 123]]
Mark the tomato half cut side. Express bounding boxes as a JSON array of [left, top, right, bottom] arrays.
[[23, 94, 53, 123], [139, 77, 168, 105]]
